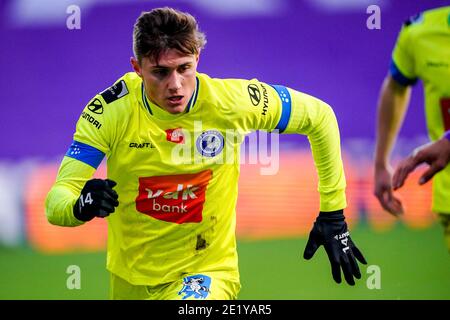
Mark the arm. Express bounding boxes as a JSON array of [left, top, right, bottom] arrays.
[[45, 157, 95, 226], [392, 131, 450, 189], [285, 89, 347, 212], [232, 79, 366, 285], [46, 151, 119, 227], [374, 17, 417, 216], [45, 86, 122, 226], [374, 75, 411, 215], [282, 88, 367, 286]]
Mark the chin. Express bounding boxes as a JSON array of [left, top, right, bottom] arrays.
[[165, 105, 187, 114]]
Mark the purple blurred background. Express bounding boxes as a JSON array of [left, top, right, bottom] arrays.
[[1, 0, 448, 160]]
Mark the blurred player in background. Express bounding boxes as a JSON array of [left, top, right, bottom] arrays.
[[46, 7, 366, 300], [374, 6, 450, 250]]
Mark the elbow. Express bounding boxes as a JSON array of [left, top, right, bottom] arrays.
[[45, 209, 61, 226], [46, 213, 60, 226], [321, 101, 337, 119], [317, 101, 339, 129], [44, 189, 76, 227], [45, 194, 61, 226], [307, 100, 341, 143]]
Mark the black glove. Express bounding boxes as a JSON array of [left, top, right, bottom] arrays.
[[73, 179, 119, 222], [303, 210, 367, 285]]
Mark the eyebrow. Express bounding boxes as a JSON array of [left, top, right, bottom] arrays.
[[151, 62, 191, 70]]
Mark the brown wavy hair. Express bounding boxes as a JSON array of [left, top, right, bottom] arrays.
[[133, 7, 207, 64]]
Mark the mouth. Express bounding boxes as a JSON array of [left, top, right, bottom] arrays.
[[167, 95, 184, 105]]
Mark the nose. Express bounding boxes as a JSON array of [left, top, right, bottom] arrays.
[[167, 71, 182, 92]]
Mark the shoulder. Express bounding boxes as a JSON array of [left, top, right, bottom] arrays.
[[398, 12, 423, 44], [80, 72, 140, 132], [402, 12, 423, 28], [401, 6, 449, 33], [197, 72, 259, 101], [98, 72, 140, 106], [197, 72, 252, 90], [196, 73, 263, 119], [197, 72, 280, 120], [395, 12, 423, 48], [420, 6, 450, 23], [86, 72, 140, 117]]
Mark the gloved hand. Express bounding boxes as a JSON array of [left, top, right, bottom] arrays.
[[303, 210, 367, 285], [73, 179, 119, 222]]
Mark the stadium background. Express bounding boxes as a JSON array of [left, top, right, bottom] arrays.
[[0, 0, 449, 299]]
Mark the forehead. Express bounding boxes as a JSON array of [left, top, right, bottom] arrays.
[[144, 49, 196, 68]]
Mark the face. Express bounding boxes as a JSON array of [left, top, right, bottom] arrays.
[[131, 49, 199, 114]]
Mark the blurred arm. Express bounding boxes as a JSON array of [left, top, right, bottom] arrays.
[[373, 75, 411, 215], [375, 75, 412, 169]]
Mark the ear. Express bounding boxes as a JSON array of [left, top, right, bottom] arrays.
[[130, 57, 142, 77], [195, 51, 201, 63]]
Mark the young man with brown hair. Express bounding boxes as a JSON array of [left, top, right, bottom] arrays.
[[46, 7, 366, 300]]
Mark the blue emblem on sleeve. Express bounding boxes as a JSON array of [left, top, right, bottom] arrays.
[[178, 274, 211, 300], [65, 140, 105, 169], [271, 85, 292, 133]]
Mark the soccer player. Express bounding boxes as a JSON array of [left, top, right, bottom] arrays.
[[46, 7, 366, 300], [374, 6, 450, 249]]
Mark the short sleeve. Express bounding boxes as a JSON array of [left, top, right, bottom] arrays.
[[390, 22, 418, 86]]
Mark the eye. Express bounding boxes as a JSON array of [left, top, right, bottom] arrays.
[[179, 65, 191, 73], [152, 69, 168, 77]]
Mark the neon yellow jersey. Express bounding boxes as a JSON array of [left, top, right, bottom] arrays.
[[46, 71, 347, 285], [390, 6, 450, 213]]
